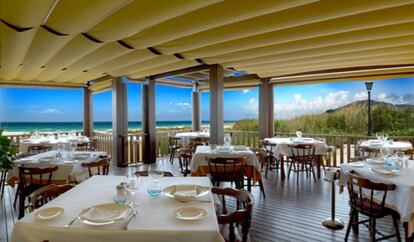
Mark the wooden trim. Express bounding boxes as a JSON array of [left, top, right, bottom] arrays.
[[0, 81, 82, 89], [209, 64, 224, 145], [192, 82, 201, 132], [149, 64, 211, 80], [112, 78, 128, 167], [89, 75, 113, 84], [259, 78, 274, 139], [156, 79, 193, 87], [83, 87, 93, 137], [142, 78, 157, 163]]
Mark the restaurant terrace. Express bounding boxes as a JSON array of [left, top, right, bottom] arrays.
[[1, 1, 414, 242]]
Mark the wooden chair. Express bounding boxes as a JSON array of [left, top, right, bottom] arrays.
[[248, 147, 266, 198], [27, 145, 52, 154], [135, 170, 174, 177], [208, 157, 247, 189], [350, 142, 380, 162], [168, 135, 181, 164], [345, 171, 401, 242], [81, 157, 110, 178], [287, 144, 316, 183], [212, 187, 254, 242], [76, 141, 93, 151], [18, 165, 58, 218], [189, 137, 209, 152], [28, 184, 74, 212], [177, 148, 192, 176], [259, 140, 279, 179], [404, 148, 414, 159]]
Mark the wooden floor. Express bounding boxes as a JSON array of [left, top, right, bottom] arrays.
[[1, 158, 405, 242]]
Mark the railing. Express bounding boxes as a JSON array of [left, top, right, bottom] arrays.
[[227, 131, 260, 148], [93, 131, 143, 164], [155, 129, 192, 157]]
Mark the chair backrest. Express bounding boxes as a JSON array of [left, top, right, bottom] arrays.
[[76, 142, 93, 151], [168, 135, 180, 147], [28, 184, 74, 212], [288, 144, 315, 162], [27, 145, 51, 154], [346, 171, 396, 216], [190, 137, 209, 151], [207, 157, 247, 182], [178, 148, 193, 159], [404, 148, 414, 159], [81, 157, 110, 177], [249, 147, 266, 162], [135, 170, 174, 177], [357, 146, 380, 159], [212, 187, 254, 242], [18, 166, 58, 189]]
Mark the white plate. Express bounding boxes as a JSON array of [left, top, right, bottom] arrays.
[[70, 153, 90, 160], [19, 157, 34, 162], [162, 185, 209, 202], [174, 207, 207, 221], [349, 162, 364, 167], [63, 160, 78, 164], [32, 207, 64, 221], [366, 159, 385, 165], [38, 157, 55, 162], [78, 203, 133, 226], [371, 167, 396, 175]]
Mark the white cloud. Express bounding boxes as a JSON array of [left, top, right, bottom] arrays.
[[169, 101, 191, 109], [353, 92, 367, 100], [243, 98, 258, 114], [275, 91, 350, 119], [242, 89, 249, 94], [29, 108, 63, 114]]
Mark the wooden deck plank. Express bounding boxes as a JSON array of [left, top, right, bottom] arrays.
[[0, 158, 406, 242]]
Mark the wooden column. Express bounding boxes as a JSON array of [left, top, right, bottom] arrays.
[[192, 82, 201, 132], [83, 86, 93, 137], [142, 78, 156, 163], [112, 77, 128, 167], [209, 64, 224, 145], [259, 78, 274, 139]]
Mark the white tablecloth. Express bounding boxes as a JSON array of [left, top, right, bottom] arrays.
[[359, 140, 413, 152], [264, 137, 328, 157], [11, 176, 224, 242], [339, 161, 414, 234], [175, 132, 210, 146], [7, 151, 107, 186], [19, 136, 90, 153]]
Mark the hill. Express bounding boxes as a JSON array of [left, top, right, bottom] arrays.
[[233, 101, 414, 136]]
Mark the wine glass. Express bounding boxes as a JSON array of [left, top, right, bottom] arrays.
[[148, 163, 164, 182], [70, 142, 77, 153], [376, 133, 381, 140], [123, 174, 140, 206]]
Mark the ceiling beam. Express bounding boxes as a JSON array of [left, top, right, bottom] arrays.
[[149, 64, 211, 80], [0, 80, 83, 89]]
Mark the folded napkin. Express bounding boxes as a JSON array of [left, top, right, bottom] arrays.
[[175, 185, 198, 197], [81, 206, 132, 222]]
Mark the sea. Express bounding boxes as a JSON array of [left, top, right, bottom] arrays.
[[0, 121, 236, 133]]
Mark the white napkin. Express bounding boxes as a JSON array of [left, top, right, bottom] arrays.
[[81, 206, 131, 222]]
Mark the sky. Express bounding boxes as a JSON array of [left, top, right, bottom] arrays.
[[0, 76, 413, 122]]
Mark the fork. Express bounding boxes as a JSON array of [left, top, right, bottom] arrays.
[[65, 209, 85, 228]]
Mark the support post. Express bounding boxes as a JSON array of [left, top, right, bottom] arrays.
[[142, 78, 156, 163], [112, 77, 128, 167], [83, 86, 93, 137], [259, 78, 274, 139], [209, 64, 224, 145], [192, 82, 201, 132]]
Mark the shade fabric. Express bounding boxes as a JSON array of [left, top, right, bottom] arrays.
[[1, 1, 414, 88], [11, 176, 224, 242]]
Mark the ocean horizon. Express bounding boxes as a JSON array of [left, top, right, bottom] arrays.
[[0, 121, 236, 133]]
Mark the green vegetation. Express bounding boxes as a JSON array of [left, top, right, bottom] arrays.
[[0, 129, 16, 171], [232, 101, 414, 136]]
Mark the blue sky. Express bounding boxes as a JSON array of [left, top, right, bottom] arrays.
[[1, 77, 413, 122]]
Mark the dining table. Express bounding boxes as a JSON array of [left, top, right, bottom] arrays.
[[175, 132, 210, 146], [7, 151, 107, 186], [11, 175, 224, 242], [190, 145, 261, 183], [264, 137, 329, 180], [19, 135, 90, 153], [339, 160, 414, 239], [359, 139, 413, 152]]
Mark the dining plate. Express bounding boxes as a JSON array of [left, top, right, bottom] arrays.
[[19, 157, 34, 162], [78, 203, 133, 226], [38, 156, 55, 162], [366, 159, 385, 165], [63, 160, 78, 164], [162, 185, 209, 202], [349, 162, 364, 167], [371, 167, 396, 175], [174, 207, 207, 221], [32, 207, 64, 221], [70, 153, 90, 160], [233, 145, 248, 151]]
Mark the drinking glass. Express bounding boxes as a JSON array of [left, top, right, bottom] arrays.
[[396, 151, 408, 169], [70, 142, 77, 153], [376, 133, 381, 140], [123, 174, 140, 206], [147, 181, 162, 197], [148, 163, 164, 182]]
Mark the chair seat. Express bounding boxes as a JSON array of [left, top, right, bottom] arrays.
[[352, 198, 400, 218]]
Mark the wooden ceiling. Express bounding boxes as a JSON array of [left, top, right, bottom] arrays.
[[1, 0, 414, 91]]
